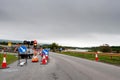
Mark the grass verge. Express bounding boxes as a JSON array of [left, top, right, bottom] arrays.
[[59, 51, 120, 66], [0, 53, 18, 65]]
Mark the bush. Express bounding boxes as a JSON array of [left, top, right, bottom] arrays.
[[99, 44, 112, 53]]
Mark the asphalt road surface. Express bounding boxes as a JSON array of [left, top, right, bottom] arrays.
[[0, 52, 120, 80]]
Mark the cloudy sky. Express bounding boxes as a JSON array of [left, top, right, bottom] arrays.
[[0, 0, 120, 47]]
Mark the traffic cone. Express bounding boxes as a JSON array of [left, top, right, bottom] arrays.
[[32, 49, 39, 62], [45, 55, 48, 60], [1, 53, 7, 69], [32, 55, 39, 62], [41, 55, 47, 64], [95, 52, 99, 61]]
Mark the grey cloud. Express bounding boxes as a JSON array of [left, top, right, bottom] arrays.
[[0, 0, 120, 47]]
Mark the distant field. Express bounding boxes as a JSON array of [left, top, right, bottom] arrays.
[[0, 53, 18, 65], [60, 51, 120, 66]]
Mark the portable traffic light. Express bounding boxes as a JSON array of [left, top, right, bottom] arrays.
[[23, 40, 30, 48], [33, 40, 37, 49], [34, 40, 37, 44]]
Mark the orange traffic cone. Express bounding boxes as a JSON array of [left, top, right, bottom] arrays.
[[95, 52, 99, 61], [32, 49, 39, 62], [1, 53, 7, 69], [41, 55, 47, 64]]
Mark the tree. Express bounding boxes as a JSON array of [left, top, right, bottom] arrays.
[[111, 46, 120, 53], [99, 44, 112, 53], [50, 42, 59, 52]]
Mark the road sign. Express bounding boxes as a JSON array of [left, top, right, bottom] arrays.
[[18, 45, 27, 54], [8, 41, 12, 47]]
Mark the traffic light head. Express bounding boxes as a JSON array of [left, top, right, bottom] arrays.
[[34, 40, 37, 44], [30, 41, 34, 45], [23, 40, 27, 44], [33, 40, 37, 49]]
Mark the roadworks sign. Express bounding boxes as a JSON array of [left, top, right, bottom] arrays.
[[8, 41, 12, 47]]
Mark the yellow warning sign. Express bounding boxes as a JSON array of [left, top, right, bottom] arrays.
[[8, 41, 12, 47]]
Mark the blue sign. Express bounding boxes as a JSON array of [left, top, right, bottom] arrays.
[[42, 49, 49, 55], [18, 45, 27, 54]]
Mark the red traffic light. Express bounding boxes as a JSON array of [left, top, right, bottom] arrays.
[[34, 40, 37, 44]]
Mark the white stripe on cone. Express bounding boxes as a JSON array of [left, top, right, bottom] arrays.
[[96, 54, 98, 58], [3, 57, 6, 63]]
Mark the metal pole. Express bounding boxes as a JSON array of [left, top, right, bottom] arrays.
[[17, 52, 20, 66]]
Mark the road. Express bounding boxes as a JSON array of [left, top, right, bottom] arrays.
[[0, 52, 120, 80]]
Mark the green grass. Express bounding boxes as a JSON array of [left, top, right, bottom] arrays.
[[0, 53, 18, 65], [60, 51, 120, 66], [99, 55, 120, 65]]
